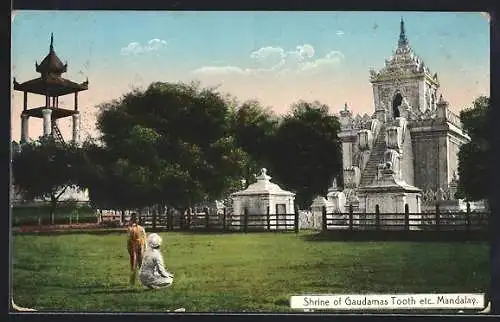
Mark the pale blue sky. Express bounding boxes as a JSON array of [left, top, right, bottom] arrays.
[[11, 11, 490, 141]]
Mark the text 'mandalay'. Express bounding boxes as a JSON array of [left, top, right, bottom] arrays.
[[290, 293, 485, 310]]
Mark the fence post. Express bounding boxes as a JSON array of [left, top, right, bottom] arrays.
[[375, 206, 380, 231], [166, 208, 172, 231], [204, 207, 210, 230], [294, 207, 299, 234], [265, 206, 270, 231], [466, 202, 471, 233], [244, 208, 249, 233], [349, 205, 354, 231], [322, 206, 327, 231], [152, 207, 157, 229], [184, 209, 188, 230], [222, 208, 227, 231], [189, 207, 194, 230], [404, 206, 410, 231], [180, 209, 185, 229], [435, 203, 441, 232]]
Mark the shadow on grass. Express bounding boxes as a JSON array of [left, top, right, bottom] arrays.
[[12, 227, 490, 242], [170, 229, 299, 235], [273, 298, 290, 307], [86, 288, 144, 294], [302, 230, 490, 243]]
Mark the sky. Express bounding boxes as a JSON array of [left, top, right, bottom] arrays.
[[11, 11, 490, 142]]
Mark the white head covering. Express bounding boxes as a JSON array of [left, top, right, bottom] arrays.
[[147, 233, 162, 248]]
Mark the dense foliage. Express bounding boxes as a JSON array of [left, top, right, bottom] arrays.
[[12, 137, 84, 223], [456, 96, 490, 202]]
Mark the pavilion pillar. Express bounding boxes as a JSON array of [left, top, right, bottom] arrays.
[[20, 113, 29, 142], [72, 113, 80, 144], [23, 92, 27, 111], [42, 109, 52, 136], [74, 92, 78, 111]]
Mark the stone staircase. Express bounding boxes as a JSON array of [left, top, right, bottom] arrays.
[[359, 125, 386, 187]]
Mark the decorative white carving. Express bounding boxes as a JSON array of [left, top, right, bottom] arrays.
[[437, 187, 447, 201], [369, 118, 380, 134], [385, 126, 402, 150], [383, 149, 401, 178], [357, 129, 373, 151], [343, 167, 361, 189]]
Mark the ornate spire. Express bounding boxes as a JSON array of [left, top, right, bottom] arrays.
[[50, 32, 54, 52], [398, 17, 408, 47], [328, 178, 339, 193], [256, 168, 271, 181], [35, 33, 68, 76]]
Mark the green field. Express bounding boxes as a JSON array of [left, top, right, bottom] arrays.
[[12, 231, 489, 312]]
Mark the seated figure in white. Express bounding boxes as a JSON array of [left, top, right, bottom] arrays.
[[139, 233, 174, 289]]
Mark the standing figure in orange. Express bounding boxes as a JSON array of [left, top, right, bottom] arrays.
[[127, 213, 147, 285]]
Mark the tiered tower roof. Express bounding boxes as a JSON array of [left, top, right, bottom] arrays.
[[13, 33, 88, 97], [369, 18, 439, 86]]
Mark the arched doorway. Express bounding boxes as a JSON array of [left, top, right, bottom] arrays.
[[392, 92, 402, 118]]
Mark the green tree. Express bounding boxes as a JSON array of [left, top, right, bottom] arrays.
[[231, 99, 279, 186], [88, 81, 251, 213], [269, 100, 343, 208], [12, 137, 84, 224], [456, 96, 490, 201]]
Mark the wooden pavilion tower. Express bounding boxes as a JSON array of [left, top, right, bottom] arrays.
[[13, 33, 89, 144]]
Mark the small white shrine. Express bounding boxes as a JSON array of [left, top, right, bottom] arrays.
[[308, 179, 347, 230], [231, 168, 295, 230]]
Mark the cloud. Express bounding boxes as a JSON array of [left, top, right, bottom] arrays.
[[336, 30, 345, 36], [193, 66, 248, 75], [192, 44, 343, 77], [250, 46, 285, 63], [120, 38, 168, 55], [301, 51, 345, 71]]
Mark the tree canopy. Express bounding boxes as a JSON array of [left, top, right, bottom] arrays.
[[231, 99, 279, 186], [456, 96, 490, 201], [84, 82, 251, 211], [268, 101, 343, 208], [12, 137, 84, 223], [79, 89, 344, 211]]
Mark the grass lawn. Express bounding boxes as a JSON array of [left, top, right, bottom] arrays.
[[12, 231, 490, 312]]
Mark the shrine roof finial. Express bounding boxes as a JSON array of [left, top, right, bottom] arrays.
[[398, 17, 409, 47], [50, 32, 54, 52], [35, 33, 68, 76]]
